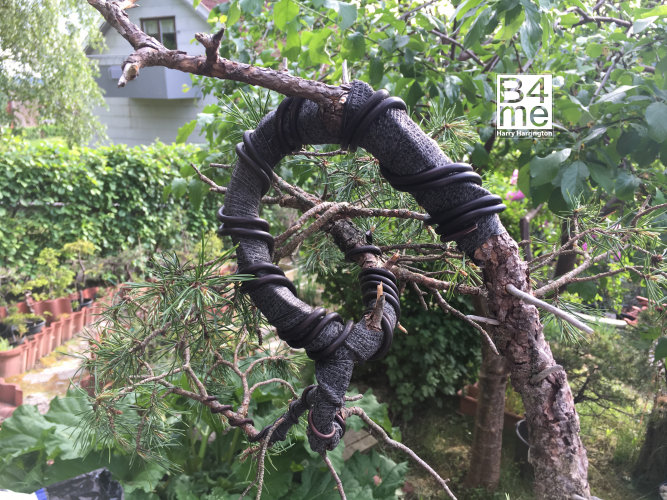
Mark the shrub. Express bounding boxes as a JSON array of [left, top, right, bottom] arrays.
[[0, 135, 221, 273]]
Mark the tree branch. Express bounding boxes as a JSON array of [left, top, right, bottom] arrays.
[[345, 406, 457, 500], [86, 0, 348, 128]]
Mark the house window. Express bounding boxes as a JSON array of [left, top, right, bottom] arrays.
[[141, 17, 177, 50]]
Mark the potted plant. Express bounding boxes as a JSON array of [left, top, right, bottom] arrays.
[[0, 307, 42, 345], [62, 239, 97, 311], [24, 247, 76, 305]]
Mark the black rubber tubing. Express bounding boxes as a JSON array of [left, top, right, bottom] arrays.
[[221, 81, 505, 453]]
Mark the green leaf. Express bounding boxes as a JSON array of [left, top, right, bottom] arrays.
[[548, 189, 570, 214], [655, 337, 667, 361], [369, 57, 383, 87], [463, 8, 492, 49], [226, 1, 241, 25], [638, 5, 667, 19], [629, 16, 658, 35], [455, 0, 485, 21], [560, 160, 589, 206], [180, 163, 195, 177], [342, 31, 365, 60], [530, 148, 571, 186], [176, 120, 197, 144], [580, 126, 607, 144], [308, 28, 332, 65], [274, 0, 299, 31], [470, 143, 489, 167], [617, 129, 640, 156], [499, 7, 524, 40], [615, 171, 641, 201], [188, 178, 208, 210], [595, 85, 637, 104], [337, 1, 357, 30], [645, 101, 667, 143], [519, 0, 543, 59], [405, 80, 424, 108], [239, 0, 262, 14], [518, 162, 531, 198], [283, 23, 300, 60], [587, 162, 614, 192], [585, 44, 602, 58], [559, 12, 579, 26], [171, 178, 187, 198], [193, 0, 201, 7]]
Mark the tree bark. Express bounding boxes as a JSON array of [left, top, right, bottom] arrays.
[[465, 340, 509, 489], [633, 396, 667, 493], [475, 233, 590, 499]]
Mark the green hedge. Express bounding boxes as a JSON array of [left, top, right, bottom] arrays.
[[0, 136, 220, 272]]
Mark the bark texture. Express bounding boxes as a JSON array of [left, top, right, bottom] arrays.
[[633, 399, 667, 492], [464, 342, 509, 490], [475, 233, 590, 499]]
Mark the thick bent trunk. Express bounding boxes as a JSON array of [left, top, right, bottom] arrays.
[[475, 233, 590, 500], [465, 342, 509, 490], [82, 8, 593, 493]]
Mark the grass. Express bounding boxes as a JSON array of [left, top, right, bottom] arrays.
[[362, 390, 645, 500]]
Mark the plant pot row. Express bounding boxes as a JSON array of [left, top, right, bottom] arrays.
[[0, 288, 111, 378], [0, 287, 100, 325]]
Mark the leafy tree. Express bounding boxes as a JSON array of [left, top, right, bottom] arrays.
[[0, 0, 105, 143]]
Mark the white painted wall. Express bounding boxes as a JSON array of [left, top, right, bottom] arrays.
[[89, 0, 216, 146]]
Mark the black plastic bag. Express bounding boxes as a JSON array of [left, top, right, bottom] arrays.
[[36, 468, 124, 500]]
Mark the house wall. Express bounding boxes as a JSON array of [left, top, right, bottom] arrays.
[[89, 0, 216, 146], [95, 96, 215, 147]]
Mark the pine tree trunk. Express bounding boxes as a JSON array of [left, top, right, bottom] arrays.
[[633, 397, 667, 493], [475, 233, 590, 500], [465, 342, 509, 490]]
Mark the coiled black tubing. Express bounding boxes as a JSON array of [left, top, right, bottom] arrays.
[[343, 89, 506, 241], [218, 89, 505, 362], [218, 96, 399, 362], [216, 85, 505, 447]]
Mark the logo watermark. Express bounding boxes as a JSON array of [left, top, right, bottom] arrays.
[[496, 75, 553, 138]]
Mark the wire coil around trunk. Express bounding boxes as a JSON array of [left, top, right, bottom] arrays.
[[343, 88, 506, 241]]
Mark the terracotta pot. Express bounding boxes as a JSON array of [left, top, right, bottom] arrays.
[[32, 299, 58, 326], [0, 377, 23, 420], [457, 384, 524, 429], [71, 310, 85, 335], [0, 377, 23, 405], [55, 297, 73, 319], [51, 321, 63, 351], [24, 337, 39, 371], [32, 331, 44, 360], [0, 344, 27, 378], [15, 302, 30, 314], [83, 287, 99, 300], [60, 315, 74, 341], [39, 326, 55, 359], [84, 305, 94, 327]]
